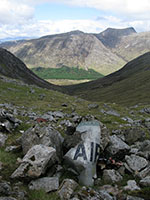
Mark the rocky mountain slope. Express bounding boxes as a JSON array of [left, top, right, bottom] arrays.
[[94, 27, 136, 48], [0, 30, 129, 75], [1, 27, 150, 77], [65, 52, 150, 105], [0, 72, 150, 200], [0, 48, 62, 92]]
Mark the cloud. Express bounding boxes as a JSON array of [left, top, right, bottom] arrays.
[[0, 0, 150, 39], [0, 0, 34, 25]]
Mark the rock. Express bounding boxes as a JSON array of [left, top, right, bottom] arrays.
[[11, 145, 57, 179], [100, 123, 110, 150], [58, 179, 78, 200], [29, 177, 59, 192], [140, 107, 150, 114], [139, 176, 150, 187], [105, 110, 120, 117], [99, 190, 114, 200], [123, 128, 146, 145], [102, 169, 123, 184], [125, 154, 148, 172], [106, 135, 130, 159], [126, 195, 145, 200], [88, 103, 99, 109], [124, 180, 140, 191], [0, 182, 11, 196], [0, 133, 8, 147], [99, 184, 120, 197], [63, 131, 82, 153], [64, 120, 101, 186], [121, 117, 134, 124], [21, 125, 64, 159], [138, 166, 150, 179], [0, 162, 3, 171], [5, 145, 21, 153], [53, 111, 65, 118], [139, 140, 150, 152]]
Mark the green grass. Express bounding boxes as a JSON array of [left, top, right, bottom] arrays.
[[28, 189, 60, 200], [31, 66, 104, 80]]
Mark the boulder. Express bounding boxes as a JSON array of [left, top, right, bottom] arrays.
[[139, 176, 150, 187], [106, 135, 130, 159], [0, 182, 11, 196], [123, 128, 146, 145], [64, 121, 101, 186], [21, 125, 64, 159], [124, 180, 140, 191], [29, 177, 59, 192], [125, 154, 148, 172], [58, 179, 78, 200], [102, 169, 123, 184], [11, 145, 57, 179]]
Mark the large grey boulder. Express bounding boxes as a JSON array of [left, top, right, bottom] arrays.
[[139, 176, 150, 187], [29, 177, 59, 192], [125, 154, 148, 172], [64, 121, 101, 186], [106, 135, 130, 158], [21, 125, 64, 159], [102, 169, 123, 184], [58, 179, 78, 200], [11, 145, 57, 179]]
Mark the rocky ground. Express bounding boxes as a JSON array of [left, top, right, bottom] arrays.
[[0, 75, 150, 200]]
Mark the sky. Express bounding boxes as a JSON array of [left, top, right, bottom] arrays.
[[0, 0, 150, 39]]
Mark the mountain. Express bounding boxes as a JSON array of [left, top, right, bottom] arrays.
[[94, 27, 136, 48], [1, 27, 150, 77], [0, 48, 62, 91], [0, 30, 126, 75], [65, 52, 150, 105], [111, 31, 150, 62]]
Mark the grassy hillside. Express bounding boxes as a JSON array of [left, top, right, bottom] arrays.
[[31, 66, 104, 80], [65, 52, 150, 106]]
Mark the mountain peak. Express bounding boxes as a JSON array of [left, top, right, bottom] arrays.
[[95, 27, 136, 48]]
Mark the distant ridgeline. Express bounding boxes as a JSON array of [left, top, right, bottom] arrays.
[[31, 66, 104, 80]]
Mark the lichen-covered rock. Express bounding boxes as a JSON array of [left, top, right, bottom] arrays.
[[102, 169, 123, 184], [29, 177, 59, 192], [21, 125, 64, 159], [58, 179, 78, 200], [106, 135, 130, 159], [11, 145, 57, 179], [125, 154, 148, 172]]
